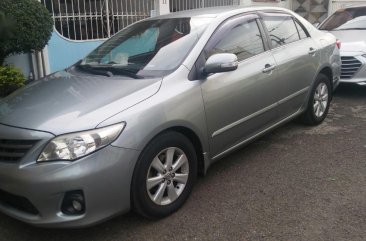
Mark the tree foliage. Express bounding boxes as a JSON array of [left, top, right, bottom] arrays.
[[0, 0, 53, 65], [0, 12, 15, 42]]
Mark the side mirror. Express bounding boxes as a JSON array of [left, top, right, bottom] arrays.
[[202, 53, 238, 75], [313, 22, 320, 28]]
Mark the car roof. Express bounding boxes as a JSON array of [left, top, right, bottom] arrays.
[[149, 6, 291, 20], [342, 3, 366, 10]]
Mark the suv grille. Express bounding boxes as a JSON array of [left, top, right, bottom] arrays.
[[0, 189, 39, 215], [0, 139, 39, 162], [341, 56, 362, 79]]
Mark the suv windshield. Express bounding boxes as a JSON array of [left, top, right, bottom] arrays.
[[319, 7, 366, 31], [79, 17, 212, 78]]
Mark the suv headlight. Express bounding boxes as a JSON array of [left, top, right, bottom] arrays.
[[37, 123, 125, 162], [362, 54, 366, 59]]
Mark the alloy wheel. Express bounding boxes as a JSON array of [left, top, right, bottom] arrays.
[[146, 147, 189, 206], [313, 82, 329, 118]]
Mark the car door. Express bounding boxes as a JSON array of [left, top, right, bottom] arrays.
[[260, 12, 320, 118], [197, 14, 282, 158]]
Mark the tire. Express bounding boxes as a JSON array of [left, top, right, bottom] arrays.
[[131, 131, 197, 219], [301, 73, 332, 125]]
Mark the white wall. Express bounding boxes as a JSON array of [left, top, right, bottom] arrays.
[[4, 54, 32, 79], [157, 0, 170, 15]]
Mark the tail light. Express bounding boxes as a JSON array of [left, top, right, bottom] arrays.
[[336, 39, 341, 49]]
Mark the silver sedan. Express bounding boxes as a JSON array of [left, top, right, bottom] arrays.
[[319, 4, 366, 85], [0, 6, 340, 227]]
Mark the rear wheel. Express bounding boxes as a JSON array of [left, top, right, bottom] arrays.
[[301, 73, 331, 125], [131, 131, 197, 219]]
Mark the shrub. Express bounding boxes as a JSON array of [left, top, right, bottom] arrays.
[[0, 65, 25, 97], [0, 0, 53, 65]]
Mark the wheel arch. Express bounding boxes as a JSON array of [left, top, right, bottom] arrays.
[[136, 124, 208, 177], [164, 126, 206, 176], [318, 66, 333, 94], [300, 65, 333, 114], [130, 125, 206, 218], [299, 65, 333, 125]]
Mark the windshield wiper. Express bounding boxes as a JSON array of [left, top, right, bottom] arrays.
[[106, 67, 144, 79], [76, 64, 114, 77], [76, 63, 143, 79]]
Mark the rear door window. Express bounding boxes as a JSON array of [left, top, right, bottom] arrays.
[[262, 14, 301, 48], [294, 20, 308, 39]]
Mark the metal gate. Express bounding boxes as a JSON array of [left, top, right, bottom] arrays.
[[41, 0, 156, 40], [170, 0, 240, 12]]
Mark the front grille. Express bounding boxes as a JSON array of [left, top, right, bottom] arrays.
[[0, 139, 39, 162], [341, 56, 362, 79], [0, 189, 39, 215]]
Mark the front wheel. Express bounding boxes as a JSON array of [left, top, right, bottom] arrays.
[[131, 131, 197, 219], [301, 73, 331, 125]]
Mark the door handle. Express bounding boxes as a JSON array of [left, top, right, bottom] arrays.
[[308, 47, 317, 55], [262, 64, 276, 73]]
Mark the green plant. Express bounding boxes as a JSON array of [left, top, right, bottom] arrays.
[[0, 0, 53, 66], [0, 65, 25, 97]]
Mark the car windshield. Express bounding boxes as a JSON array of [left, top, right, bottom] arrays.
[[319, 7, 366, 31], [80, 17, 213, 78]]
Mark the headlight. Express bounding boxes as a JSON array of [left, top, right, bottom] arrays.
[[362, 54, 366, 58], [37, 123, 125, 162]]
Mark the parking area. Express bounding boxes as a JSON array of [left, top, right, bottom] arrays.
[[0, 84, 365, 241]]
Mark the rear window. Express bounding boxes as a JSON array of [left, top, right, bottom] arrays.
[[294, 21, 308, 39], [319, 7, 366, 30]]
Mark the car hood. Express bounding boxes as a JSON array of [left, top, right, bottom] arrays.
[[0, 71, 162, 135], [328, 30, 366, 53]]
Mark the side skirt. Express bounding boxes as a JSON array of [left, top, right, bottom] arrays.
[[206, 109, 303, 168]]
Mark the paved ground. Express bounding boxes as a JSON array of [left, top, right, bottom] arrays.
[[0, 84, 365, 241]]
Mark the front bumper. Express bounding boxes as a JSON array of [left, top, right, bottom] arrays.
[[340, 53, 366, 85], [0, 124, 140, 228]]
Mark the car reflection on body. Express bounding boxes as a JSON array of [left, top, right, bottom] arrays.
[[0, 6, 340, 227]]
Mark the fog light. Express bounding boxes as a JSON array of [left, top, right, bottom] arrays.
[[61, 190, 85, 215], [72, 200, 82, 212]]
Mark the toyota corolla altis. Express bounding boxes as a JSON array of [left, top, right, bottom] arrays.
[[0, 7, 340, 227]]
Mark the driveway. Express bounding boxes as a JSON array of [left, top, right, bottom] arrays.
[[0, 84, 365, 241]]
